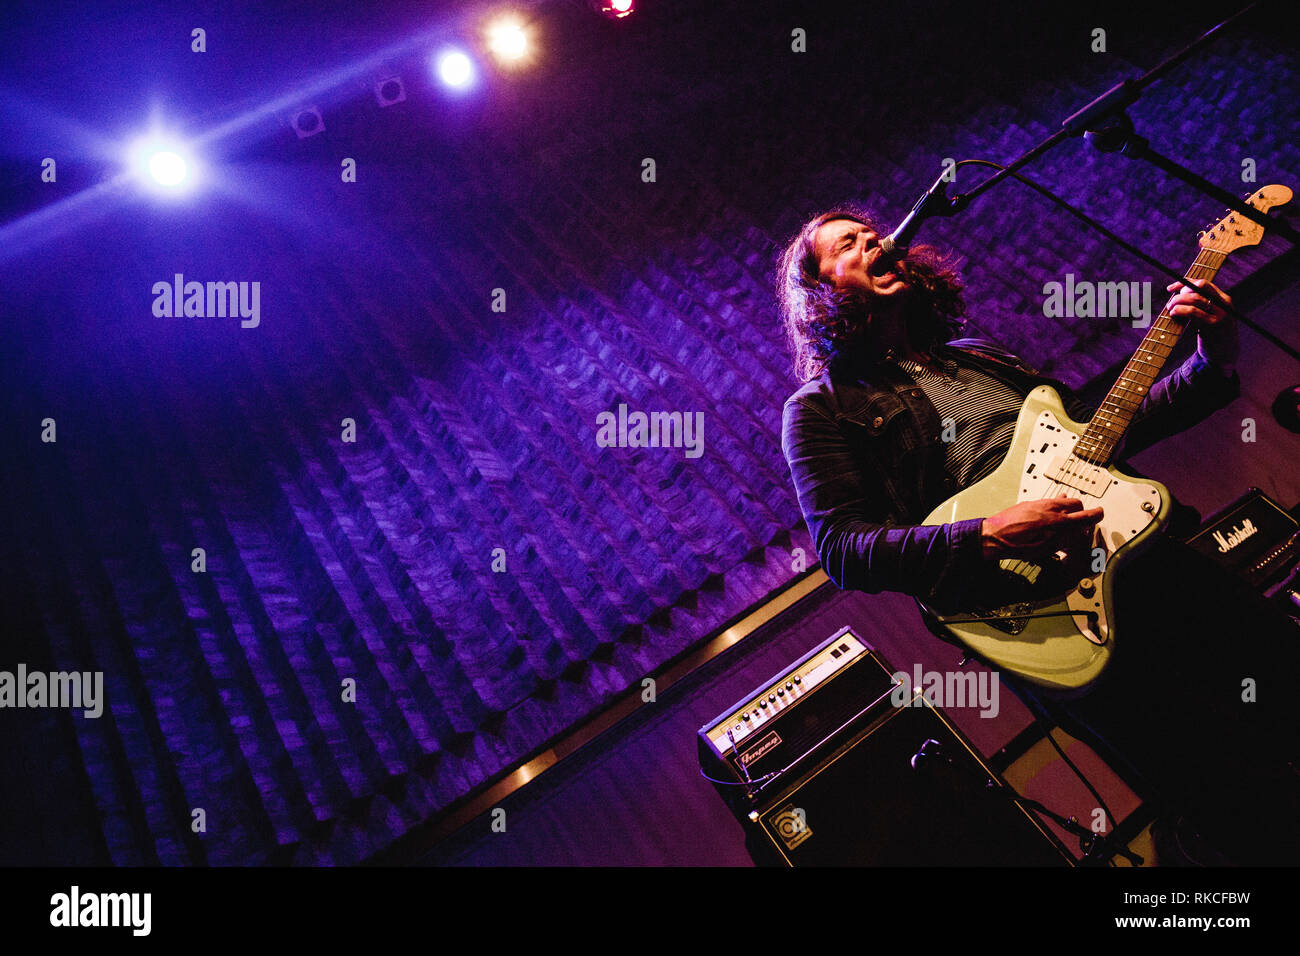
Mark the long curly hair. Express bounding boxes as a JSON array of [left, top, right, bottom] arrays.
[[776, 202, 966, 382]]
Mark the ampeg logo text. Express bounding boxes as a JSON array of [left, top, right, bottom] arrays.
[[739, 730, 782, 767]]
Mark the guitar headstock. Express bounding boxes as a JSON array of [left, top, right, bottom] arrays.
[[1198, 184, 1293, 254]]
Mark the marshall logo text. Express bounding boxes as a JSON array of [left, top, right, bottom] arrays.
[[1212, 518, 1258, 553]]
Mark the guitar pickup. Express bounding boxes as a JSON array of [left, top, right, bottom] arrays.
[[1044, 456, 1110, 499]]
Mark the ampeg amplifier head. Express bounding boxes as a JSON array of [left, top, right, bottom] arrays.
[[697, 627, 898, 812]]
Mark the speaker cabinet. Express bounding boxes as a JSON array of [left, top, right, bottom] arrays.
[[750, 701, 1069, 866]]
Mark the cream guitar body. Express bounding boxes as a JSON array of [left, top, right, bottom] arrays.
[[920, 385, 1170, 694]]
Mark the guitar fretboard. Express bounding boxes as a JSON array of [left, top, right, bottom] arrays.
[[1073, 248, 1227, 466]]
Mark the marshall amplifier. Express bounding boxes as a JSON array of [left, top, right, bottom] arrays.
[[698, 626, 1070, 866], [1183, 487, 1300, 594]]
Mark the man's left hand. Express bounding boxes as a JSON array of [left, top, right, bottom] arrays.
[[1166, 278, 1239, 373]]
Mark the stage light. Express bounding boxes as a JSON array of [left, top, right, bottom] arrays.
[[374, 76, 406, 107], [126, 134, 199, 196], [435, 49, 475, 89], [291, 106, 325, 138], [592, 0, 634, 19], [486, 17, 528, 63], [147, 150, 188, 186]]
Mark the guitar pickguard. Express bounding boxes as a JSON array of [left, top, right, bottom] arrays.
[[1012, 409, 1163, 645], [921, 383, 1173, 693]]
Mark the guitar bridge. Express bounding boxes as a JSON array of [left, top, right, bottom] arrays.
[[982, 603, 1031, 635]]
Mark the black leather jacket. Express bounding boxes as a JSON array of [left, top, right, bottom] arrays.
[[781, 336, 1241, 607]]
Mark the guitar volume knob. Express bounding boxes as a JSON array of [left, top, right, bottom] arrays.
[[1077, 578, 1096, 598]]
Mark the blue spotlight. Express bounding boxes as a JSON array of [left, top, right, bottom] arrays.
[[434, 49, 475, 89]]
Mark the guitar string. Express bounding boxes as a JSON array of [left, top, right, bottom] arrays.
[[996, 247, 1224, 584], [1006, 251, 1222, 578], [1008, 256, 1218, 577]]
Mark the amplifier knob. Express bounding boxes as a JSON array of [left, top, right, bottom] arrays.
[[785, 681, 794, 690], [760, 700, 769, 709], [777, 688, 785, 697], [741, 713, 751, 721], [793, 676, 802, 685]]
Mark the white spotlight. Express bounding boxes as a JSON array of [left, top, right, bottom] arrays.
[[127, 135, 199, 196], [147, 150, 188, 187]]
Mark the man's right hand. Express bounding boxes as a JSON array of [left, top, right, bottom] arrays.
[[980, 498, 1103, 560]]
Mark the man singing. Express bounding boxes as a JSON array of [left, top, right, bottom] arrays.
[[777, 203, 1298, 864]]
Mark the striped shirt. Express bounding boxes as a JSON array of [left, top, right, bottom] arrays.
[[894, 355, 1026, 488]]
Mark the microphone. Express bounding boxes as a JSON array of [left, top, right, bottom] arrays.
[[879, 168, 957, 260], [909, 738, 946, 772]]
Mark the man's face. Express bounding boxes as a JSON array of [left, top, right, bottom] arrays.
[[812, 219, 907, 300]]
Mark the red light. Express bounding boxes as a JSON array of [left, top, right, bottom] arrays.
[[600, 0, 634, 18]]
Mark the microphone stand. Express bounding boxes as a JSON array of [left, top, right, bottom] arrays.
[[913, 739, 1144, 866], [898, 0, 1300, 364]]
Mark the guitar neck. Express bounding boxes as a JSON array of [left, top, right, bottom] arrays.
[[1073, 248, 1227, 466]]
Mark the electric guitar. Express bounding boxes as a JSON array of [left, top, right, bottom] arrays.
[[918, 184, 1293, 694]]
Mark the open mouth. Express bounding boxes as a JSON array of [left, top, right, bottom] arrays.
[[868, 254, 897, 280]]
